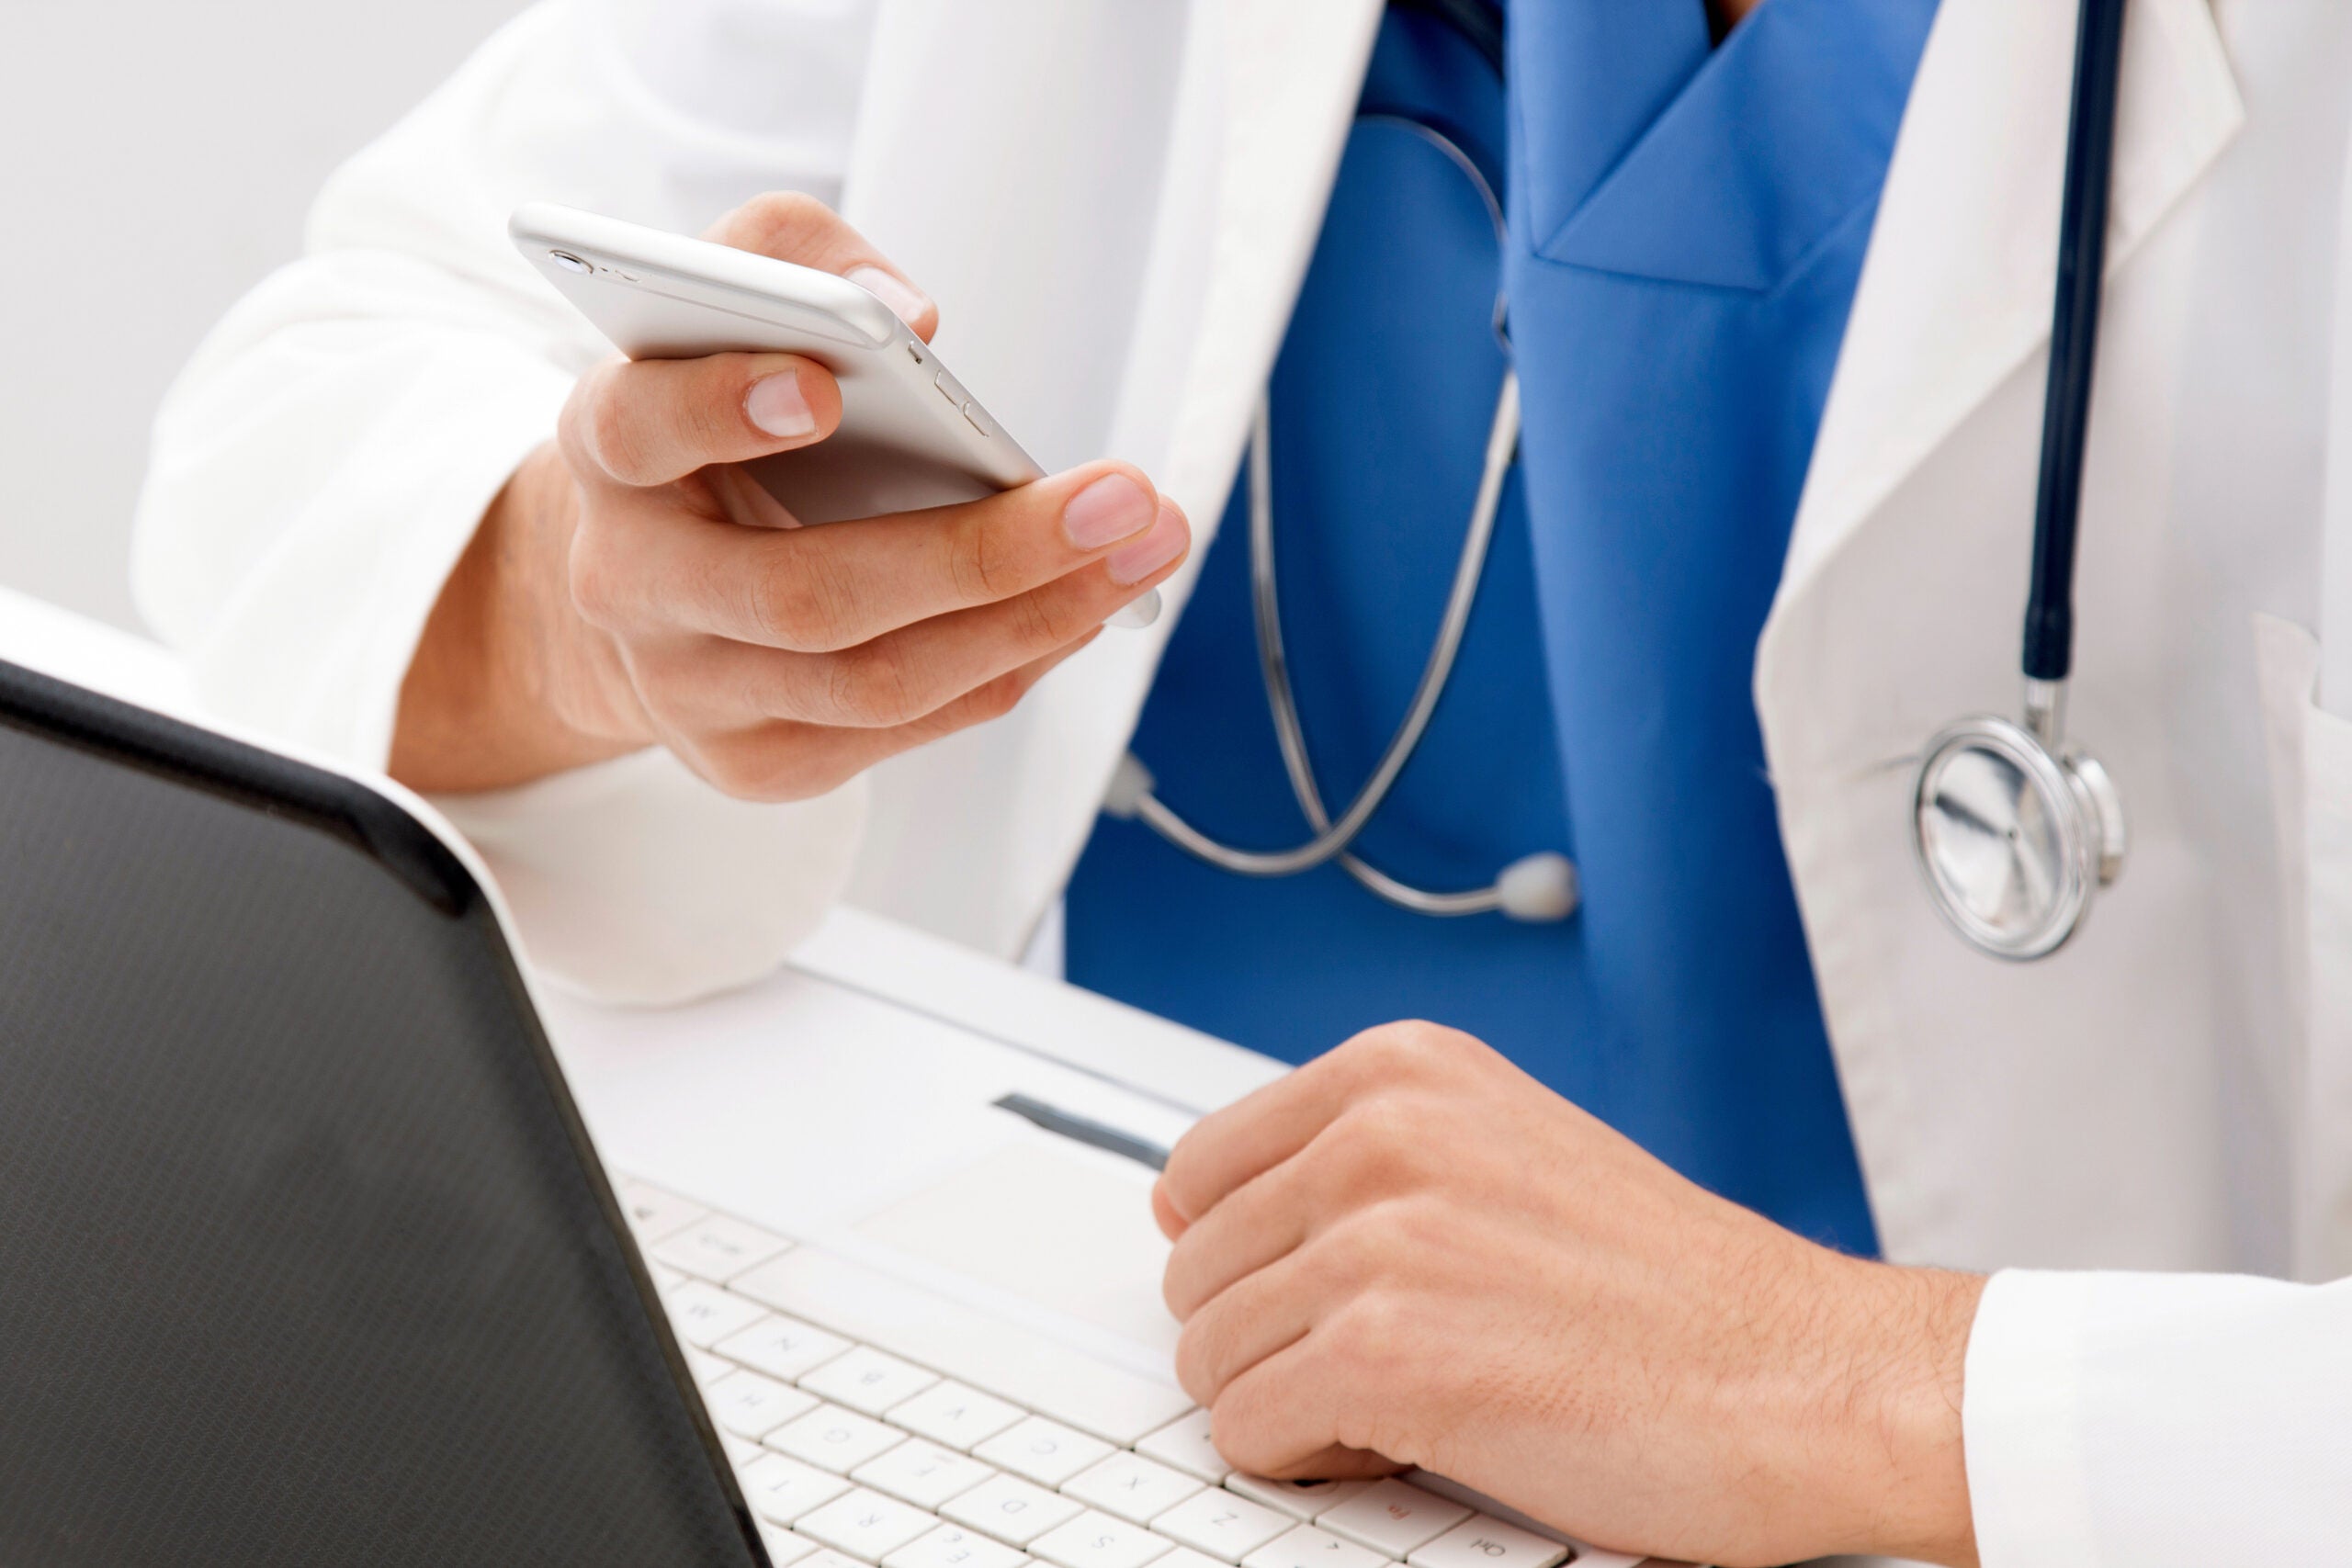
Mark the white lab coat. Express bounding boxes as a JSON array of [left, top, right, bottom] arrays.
[[130, 0, 2352, 1559]]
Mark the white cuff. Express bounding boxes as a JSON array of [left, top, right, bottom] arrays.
[[137, 323, 572, 771], [1961, 1269, 2101, 1568], [434, 749, 869, 1006]]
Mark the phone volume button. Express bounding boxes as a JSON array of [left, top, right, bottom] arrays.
[[933, 368, 968, 406]]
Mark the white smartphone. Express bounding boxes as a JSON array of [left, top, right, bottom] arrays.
[[510, 202, 1159, 625]]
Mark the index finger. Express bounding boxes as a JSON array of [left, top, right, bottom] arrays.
[[1158, 1044, 1388, 1230], [601, 461, 1171, 651]]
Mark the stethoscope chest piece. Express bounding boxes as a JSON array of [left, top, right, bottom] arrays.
[[1910, 712, 2126, 961]]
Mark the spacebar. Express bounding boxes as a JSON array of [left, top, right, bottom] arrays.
[[730, 1247, 1192, 1445]]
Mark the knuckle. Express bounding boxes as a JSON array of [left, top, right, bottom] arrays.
[[1172, 1317, 1222, 1404], [1207, 1403, 1279, 1476], [1331, 1097, 1418, 1176], [738, 190, 834, 256], [829, 640, 922, 727], [944, 508, 1017, 604], [961, 670, 1027, 727], [586, 384, 652, 484], [751, 549, 854, 651], [681, 367, 744, 455], [1011, 583, 1083, 653], [1331, 1288, 1408, 1374], [1311, 1209, 1398, 1296], [1350, 1020, 1464, 1082]]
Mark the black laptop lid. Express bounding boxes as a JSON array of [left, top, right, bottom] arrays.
[[0, 660, 765, 1567]]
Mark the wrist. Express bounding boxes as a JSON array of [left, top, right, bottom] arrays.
[[1819, 1259, 1985, 1566], [392, 445, 650, 792]]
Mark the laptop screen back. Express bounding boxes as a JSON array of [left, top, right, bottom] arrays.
[[0, 664, 763, 1567]]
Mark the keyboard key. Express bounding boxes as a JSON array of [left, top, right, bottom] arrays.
[[684, 1344, 734, 1382], [943, 1473, 1087, 1546], [736, 1248, 1192, 1443], [803, 1344, 941, 1416], [1029, 1510, 1177, 1568], [794, 1548, 875, 1568], [761, 1521, 819, 1563], [740, 1451, 854, 1524], [655, 1213, 795, 1282], [1243, 1525, 1388, 1568], [1062, 1453, 1203, 1525], [1226, 1477, 1370, 1520], [797, 1487, 941, 1562], [667, 1280, 769, 1348], [652, 1261, 690, 1291], [721, 1430, 763, 1465], [976, 1416, 1114, 1487], [854, 1437, 998, 1509], [770, 1403, 910, 1472], [704, 1368, 820, 1439], [1314, 1483, 1469, 1559], [618, 1179, 707, 1242], [1135, 1411, 1230, 1483], [1148, 1490, 1293, 1562], [888, 1380, 1026, 1451], [717, 1314, 855, 1382], [886, 1522, 1031, 1568], [1405, 1517, 1567, 1568]]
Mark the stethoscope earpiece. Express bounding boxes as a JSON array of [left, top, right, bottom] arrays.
[[1496, 852, 1579, 923]]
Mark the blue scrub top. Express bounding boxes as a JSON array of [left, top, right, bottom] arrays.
[[1067, 0, 1938, 1253]]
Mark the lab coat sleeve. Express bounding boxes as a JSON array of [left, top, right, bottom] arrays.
[[129, 1, 872, 1004], [1962, 1267, 2352, 1564]]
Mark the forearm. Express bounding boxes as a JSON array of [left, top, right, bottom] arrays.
[[390, 443, 647, 794]]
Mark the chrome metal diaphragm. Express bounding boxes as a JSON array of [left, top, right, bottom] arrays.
[[1910, 714, 2126, 961]]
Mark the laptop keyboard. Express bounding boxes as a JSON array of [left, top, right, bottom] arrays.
[[620, 1181, 1629, 1568]]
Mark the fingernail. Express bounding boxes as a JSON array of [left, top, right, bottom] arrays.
[[1063, 472, 1156, 549], [1106, 501, 1187, 584], [847, 265, 933, 328], [746, 370, 816, 438]]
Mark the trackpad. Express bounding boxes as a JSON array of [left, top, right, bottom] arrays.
[[855, 1140, 1178, 1351]]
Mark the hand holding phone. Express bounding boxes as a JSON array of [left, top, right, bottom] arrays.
[[390, 195, 1189, 798]]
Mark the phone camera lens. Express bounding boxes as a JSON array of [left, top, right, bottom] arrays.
[[548, 250, 591, 274]]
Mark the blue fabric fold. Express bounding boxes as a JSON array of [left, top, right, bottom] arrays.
[[1508, 4, 1712, 252], [1522, 0, 1941, 290]]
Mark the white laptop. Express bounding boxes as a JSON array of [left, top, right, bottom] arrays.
[[547, 911, 1645, 1568]]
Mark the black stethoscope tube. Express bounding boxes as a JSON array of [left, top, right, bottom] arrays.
[[2024, 0, 2128, 683]]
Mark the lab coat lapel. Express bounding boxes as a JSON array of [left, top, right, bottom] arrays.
[[1767, 0, 2243, 625], [839, 0, 1382, 957]]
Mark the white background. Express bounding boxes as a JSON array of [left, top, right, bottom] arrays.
[[0, 0, 530, 630]]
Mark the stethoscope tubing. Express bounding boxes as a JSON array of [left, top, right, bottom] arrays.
[[2023, 0, 2128, 686], [1127, 372, 1520, 891], [1246, 373, 1523, 911], [1117, 103, 1567, 918]]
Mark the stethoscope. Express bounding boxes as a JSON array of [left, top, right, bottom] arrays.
[[1111, 0, 2132, 960], [1102, 73, 1578, 923], [1909, 0, 2130, 961]]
